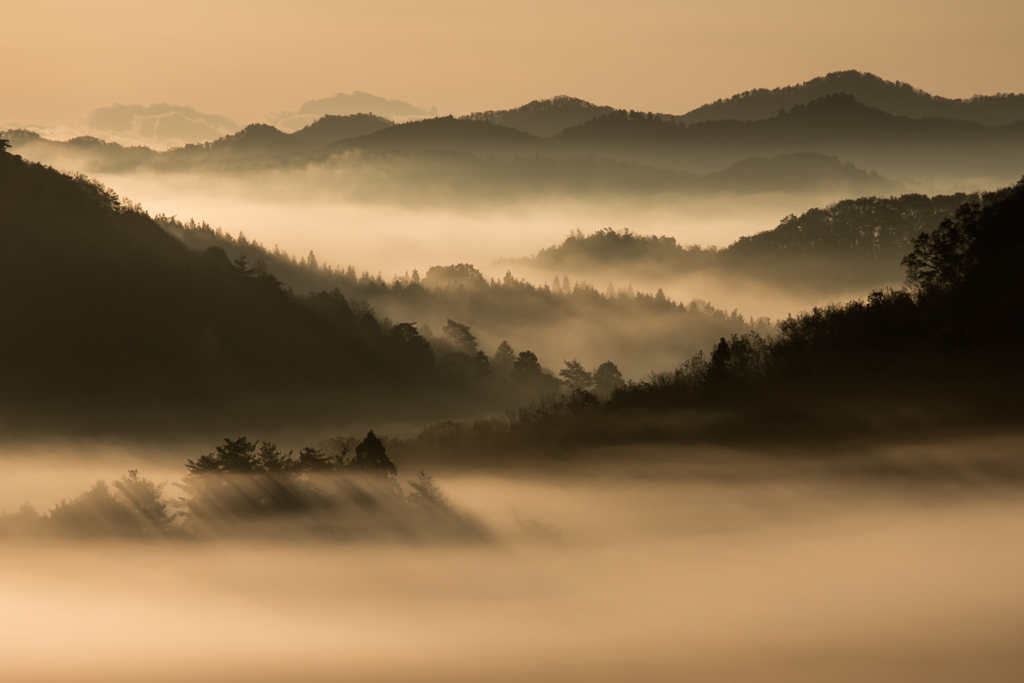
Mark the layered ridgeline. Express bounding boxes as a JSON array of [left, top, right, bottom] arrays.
[[9, 96, 1023, 195], [7, 72, 1024, 196], [4, 119, 901, 201], [677, 70, 1024, 126], [385, 177, 1024, 465], [0, 142, 768, 431], [159, 219, 773, 380], [462, 72, 1024, 132], [0, 140, 444, 427], [507, 191, 978, 291]]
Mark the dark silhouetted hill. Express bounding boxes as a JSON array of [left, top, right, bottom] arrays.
[[0, 143, 446, 426], [389, 179, 1024, 463], [11, 94, 1024, 192], [702, 153, 895, 194], [679, 70, 1024, 125], [160, 216, 774, 382], [514, 190, 972, 290], [288, 114, 394, 148], [326, 116, 545, 156], [462, 95, 616, 137], [552, 95, 1024, 178]]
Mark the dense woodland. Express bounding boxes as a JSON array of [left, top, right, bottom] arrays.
[[2, 140, 772, 429], [0, 431, 482, 540], [2, 120, 1022, 446], [382, 177, 1024, 465], [159, 216, 773, 379], [515, 191, 977, 289], [0, 141, 602, 427]]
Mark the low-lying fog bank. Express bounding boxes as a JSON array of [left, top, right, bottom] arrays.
[[83, 169, 818, 276], [1, 437, 1022, 681]]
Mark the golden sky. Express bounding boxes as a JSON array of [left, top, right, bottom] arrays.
[[5, 0, 1024, 126]]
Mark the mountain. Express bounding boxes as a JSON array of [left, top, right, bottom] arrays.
[[2, 114, 396, 172], [289, 113, 395, 148], [270, 91, 437, 132], [85, 103, 241, 145], [679, 70, 1024, 125], [552, 94, 1024, 178], [462, 95, 616, 137], [325, 116, 545, 156], [511, 189, 974, 292], [175, 114, 395, 157], [0, 141, 437, 426], [10, 95, 1024, 192]]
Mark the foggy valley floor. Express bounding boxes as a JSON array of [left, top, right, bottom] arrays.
[[2, 436, 1024, 682], [5, 68, 1024, 681]]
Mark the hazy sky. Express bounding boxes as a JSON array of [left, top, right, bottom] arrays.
[[5, 0, 1024, 126]]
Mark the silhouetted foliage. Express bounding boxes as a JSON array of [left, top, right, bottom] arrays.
[[348, 431, 398, 477], [0, 147, 512, 426], [383, 178, 1024, 460], [519, 192, 975, 290], [593, 361, 625, 398], [491, 341, 516, 378], [678, 70, 1024, 126], [462, 95, 616, 137], [559, 358, 594, 390], [0, 434, 485, 540]]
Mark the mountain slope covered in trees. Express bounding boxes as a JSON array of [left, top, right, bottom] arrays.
[[462, 95, 617, 137], [0, 142, 447, 426], [678, 70, 1024, 125], [389, 177, 1024, 464]]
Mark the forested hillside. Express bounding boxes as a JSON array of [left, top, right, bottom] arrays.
[[678, 70, 1024, 125], [0, 142, 452, 426], [511, 190, 975, 291], [390, 177, 1024, 463]]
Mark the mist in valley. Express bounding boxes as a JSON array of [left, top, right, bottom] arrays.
[[5, 3, 1024, 679], [3, 436, 1024, 683]]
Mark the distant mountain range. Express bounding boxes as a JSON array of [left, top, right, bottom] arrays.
[[676, 71, 1024, 126], [7, 71, 1024, 196], [459, 71, 1024, 136], [462, 96, 616, 137], [269, 91, 437, 132], [85, 103, 241, 145]]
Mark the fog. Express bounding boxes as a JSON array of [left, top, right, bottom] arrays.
[[2, 436, 1024, 682], [89, 169, 859, 317]]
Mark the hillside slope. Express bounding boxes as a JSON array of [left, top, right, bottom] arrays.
[[679, 70, 1024, 125]]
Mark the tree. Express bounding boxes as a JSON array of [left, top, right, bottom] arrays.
[[297, 446, 335, 471], [511, 350, 544, 380], [491, 341, 516, 378], [113, 470, 171, 531], [186, 437, 260, 474], [708, 337, 732, 382], [442, 319, 478, 354], [902, 206, 976, 293], [391, 322, 435, 374], [256, 441, 294, 471], [559, 358, 594, 390], [593, 361, 624, 397], [347, 431, 397, 476], [407, 471, 448, 507]]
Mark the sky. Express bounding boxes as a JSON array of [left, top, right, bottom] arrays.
[[4, 0, 1024, 127]]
